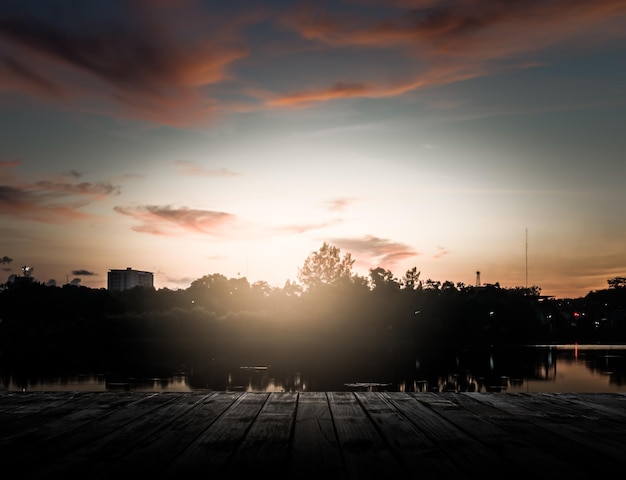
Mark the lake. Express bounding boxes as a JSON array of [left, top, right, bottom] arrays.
[[2, 343, 625, 393]]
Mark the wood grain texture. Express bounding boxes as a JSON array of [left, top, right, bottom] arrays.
[[1, 391, 625, 479]]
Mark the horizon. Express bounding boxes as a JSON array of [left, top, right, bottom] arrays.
[[1, 1, 625, 300], [6, 258, 621, 301]]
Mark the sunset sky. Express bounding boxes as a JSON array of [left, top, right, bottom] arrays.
[[1, 0, 625, 299]]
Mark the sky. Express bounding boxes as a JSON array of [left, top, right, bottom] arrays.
[[1, 0, 625, 299]]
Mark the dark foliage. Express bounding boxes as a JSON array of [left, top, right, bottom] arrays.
[[2, 260, 625, 382]]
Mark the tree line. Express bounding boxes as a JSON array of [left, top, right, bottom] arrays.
[[1, 243, 625, 380]]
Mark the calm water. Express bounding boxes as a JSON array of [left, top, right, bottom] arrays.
[[2, 344, 625, 393]]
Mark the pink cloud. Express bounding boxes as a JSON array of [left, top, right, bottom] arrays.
[[272, 219, 341, 235], [0, 163, 121, 223], [327, 198, 356, 211], [174, 161, 239, 177], [331, 234, 420, 270], [113, 205, 236, 236]]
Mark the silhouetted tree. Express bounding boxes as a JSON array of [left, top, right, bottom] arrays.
[[423, 278, 441, 290], [186, 273, 252, 313], [297, 242, 355, 291], [369, 267, 399, 290], [401, 267, 421, 290], [441, 280, 456, 292], [608, 276, 626, 289], [282, 279, 303, 297]]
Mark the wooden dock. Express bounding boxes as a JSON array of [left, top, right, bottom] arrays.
[[1, 391, 625, 479]]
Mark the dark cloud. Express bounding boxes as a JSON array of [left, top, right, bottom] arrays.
[[1, 0, 623, 121], [0, 0, 254, 125], [33, 180, 120, 197], [0, 162, 121, 222], [270, 0, 626, 106], [71, 269, 96, 276], [1, 56, 63, 96]]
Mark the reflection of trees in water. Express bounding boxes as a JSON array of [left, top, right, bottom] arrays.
[[3, 345, 626, 392], [2, 262, 626, 392], [568, 349, 626, 388], [224, 366, 305, 392], [185, 345, 626, 392]]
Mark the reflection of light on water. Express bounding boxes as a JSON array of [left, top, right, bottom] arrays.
[[6, 374, 108, 392], [5, 345, 625, 393], [548, 349, 553, 365], [234, 365, 306, 392], [4, 372, 192, 392]]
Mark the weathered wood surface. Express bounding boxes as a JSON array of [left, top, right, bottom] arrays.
[[1, 391, 625, 479]]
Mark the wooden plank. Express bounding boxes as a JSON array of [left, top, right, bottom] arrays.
[[540, 392, 626, 436], [0, 392, 152, 459], [0, 391, 93, 413], [354, 392, 473, 479], [25, 392, 186, 477], [442, 392, 590, 477], [1, 391, 625, 478], [220, 392, 298, 477], [0, 391, 98, 434], [160, 391, 270, 477], [541, 392, 626, 421], [386, 392, 516, 476], [90, 392, 241, 477], [501, 393, 626, 461], [327, 391, 406, 480], [286, 392, 345, 480], [465, 392, 626, 473]]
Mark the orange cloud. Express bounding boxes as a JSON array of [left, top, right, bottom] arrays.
[[270, 0, 626, 107], [113, 205, 236, 236], [267, 63, 483, 107], [0, 1, 253, 126], [268, 82, 371, 107], [1, 0, 624, 121]]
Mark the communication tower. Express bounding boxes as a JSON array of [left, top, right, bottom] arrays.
[[525, 228, 529, 288], [475, 271, 481, 286]]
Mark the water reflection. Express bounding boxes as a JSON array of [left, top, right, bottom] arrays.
[[2, 372, 193, 392], [406, 344, 626, 393], [1, 344, 625, 393]]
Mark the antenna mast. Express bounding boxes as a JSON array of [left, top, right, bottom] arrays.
[[525, 228, 528, 288]]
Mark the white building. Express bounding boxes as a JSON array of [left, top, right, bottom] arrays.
[[107, 267, 154, 291]]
